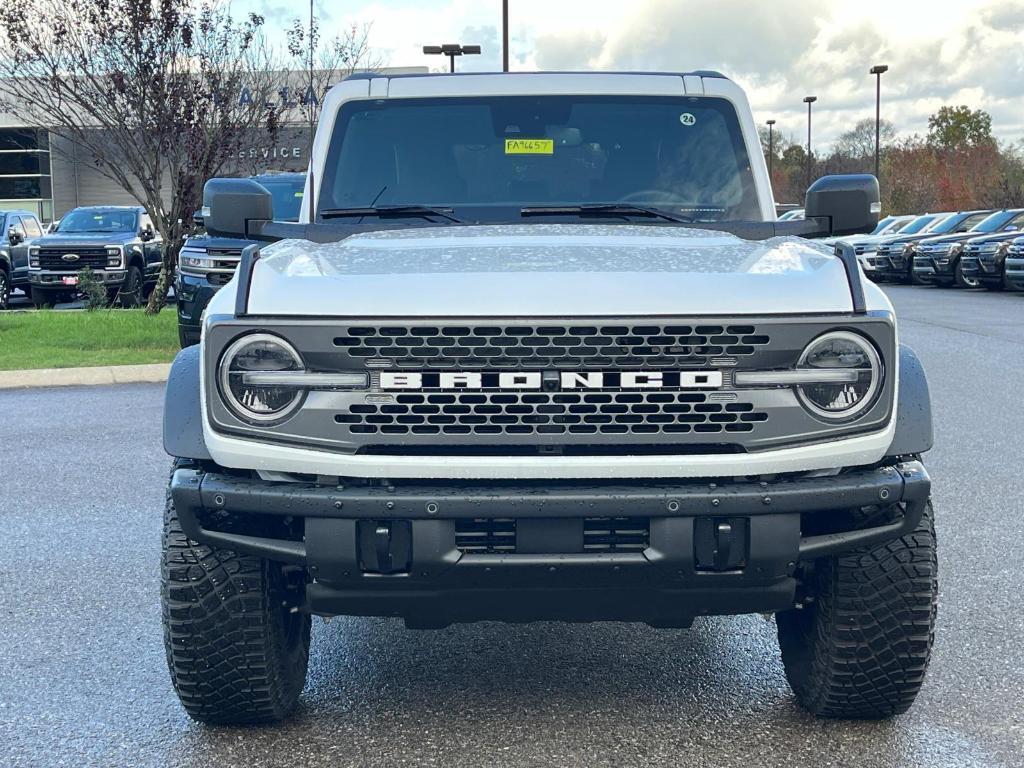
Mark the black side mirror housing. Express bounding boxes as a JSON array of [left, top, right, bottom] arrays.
[[8, 227, 23, 245], [204, 178, 274, 238], [804, 174, 880, 237]]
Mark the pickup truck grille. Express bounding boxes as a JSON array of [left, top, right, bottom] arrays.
[[335, 324, 771, 369], [37, 247, 108, 270], [337, 390, 767, 437]]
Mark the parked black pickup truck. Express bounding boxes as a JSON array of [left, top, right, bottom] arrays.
[[27, 206, 162, 307], [0, 209, 44, 308]]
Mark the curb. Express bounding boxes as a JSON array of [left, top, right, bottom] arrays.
[[0, 363, 171, 390]]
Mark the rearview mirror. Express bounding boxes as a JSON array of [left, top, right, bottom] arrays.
[[204, 178, 273, 238], [804, 174, 880, 237]]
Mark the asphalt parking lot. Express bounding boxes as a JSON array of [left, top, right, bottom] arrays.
[[1, 284, 1023, 768]]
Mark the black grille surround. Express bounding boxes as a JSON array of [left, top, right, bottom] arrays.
[[37, 247, 109, 270], [204, 315, 898, 456]]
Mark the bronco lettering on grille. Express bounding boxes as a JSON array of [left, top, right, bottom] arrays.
[[379, 371, 724, 390]]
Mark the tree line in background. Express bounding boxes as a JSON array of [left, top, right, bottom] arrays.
[[762, 106, 1024, 214], [0, 0, 379, 314]]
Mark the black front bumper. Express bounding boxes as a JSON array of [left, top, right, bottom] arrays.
[[170, 462, 930, 627], [175, 272, 225, 342]]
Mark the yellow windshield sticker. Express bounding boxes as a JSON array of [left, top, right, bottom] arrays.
[[505, 138, 554, 155]]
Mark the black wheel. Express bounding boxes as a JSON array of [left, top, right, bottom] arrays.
[[954, 261, 979, 289], [162, 463, 310, 724], [0, 268, 9, 309], [777, 501, 937, 719], [30, 287, 56, 309], [117, 265, 143, 307], [908, 262, 926, 285], [178, 326, 198, 348]]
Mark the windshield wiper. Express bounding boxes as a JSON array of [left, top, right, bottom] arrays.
[[320, 205, 463, 223], [520, 204, 695, 224]]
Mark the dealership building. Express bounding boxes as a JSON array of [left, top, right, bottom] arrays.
[[0, 67, 425, 222]]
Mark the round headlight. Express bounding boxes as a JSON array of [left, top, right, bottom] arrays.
[[218, 333, 304, 423], [796, 331, 881, 421]]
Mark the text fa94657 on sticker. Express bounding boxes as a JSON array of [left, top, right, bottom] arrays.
[[505, 138, 554, 154]]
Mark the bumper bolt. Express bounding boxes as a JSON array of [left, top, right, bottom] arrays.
[[426, 502, 439, 515], [667, 499, 680, 512], [334, 501, 343, 509], [711, 498, 720, 507], [385, 501, 395, 510], [212, 493, 225, 507], [879, 488, 891, 501], [762, 496, 772, 505]]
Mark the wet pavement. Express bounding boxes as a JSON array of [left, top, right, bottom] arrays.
[[1, 284, 1022, 767]]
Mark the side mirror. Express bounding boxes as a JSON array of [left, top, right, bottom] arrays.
[[204, 178, 273, 238], [804, 174, 880, 237], [8, 227, 23, 245], [139, 226, 154, 242]]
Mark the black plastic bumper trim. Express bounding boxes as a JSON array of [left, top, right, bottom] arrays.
[[170, 461, 930, 566]]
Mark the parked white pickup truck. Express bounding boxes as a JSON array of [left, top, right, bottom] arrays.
[[161, 71, 936, 725]]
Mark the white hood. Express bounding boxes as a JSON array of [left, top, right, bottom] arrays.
[[243, 223, 857, 317]]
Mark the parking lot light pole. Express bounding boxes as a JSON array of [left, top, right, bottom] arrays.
[[423, 44, 482, 73], [803, 96, 817, 191], [870, 64, 889, 181], [502, 0, 509, 72], [766, 119, 776, 179]]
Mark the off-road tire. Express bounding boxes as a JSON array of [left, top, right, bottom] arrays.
[[777, 501, 937, 719], [117, 265, 143, 307], [162, 463, 311, 724]]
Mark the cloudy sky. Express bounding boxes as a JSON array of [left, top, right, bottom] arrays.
[[246, 0, 1024, 148]]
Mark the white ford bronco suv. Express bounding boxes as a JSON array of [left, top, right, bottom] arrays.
[[162, 71, 936, 724]]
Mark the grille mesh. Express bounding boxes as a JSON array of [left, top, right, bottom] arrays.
[[455, 518, 515, 553], [334, 324, 770, 369], [453, 517, 649, 554], [37, 248, 108, 270], [336, 391, 768, 437], [583, 517, 649, 552]]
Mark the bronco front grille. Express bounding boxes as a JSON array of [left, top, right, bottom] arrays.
[[37, 248, 108, 270], [336, 391, 768, 437], [333, 324, 771, 369]]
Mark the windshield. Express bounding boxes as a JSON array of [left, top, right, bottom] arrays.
[[319, 95, 760, 221], [973, 210, 1024, 234], [901, 214, 941, 234], [926, 213, 981, 235], [870, 216, 898, 235], [57, 209, 136, 233], [257, 177, 305, 222]]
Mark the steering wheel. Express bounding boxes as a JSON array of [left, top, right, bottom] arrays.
[[616, 189, 678, 205]]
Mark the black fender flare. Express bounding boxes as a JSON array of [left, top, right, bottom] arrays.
[[887, 343, 933, 456], [163, 344, 211, 461]]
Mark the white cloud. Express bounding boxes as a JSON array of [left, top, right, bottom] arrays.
[[246, 0, 1024, 146]]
